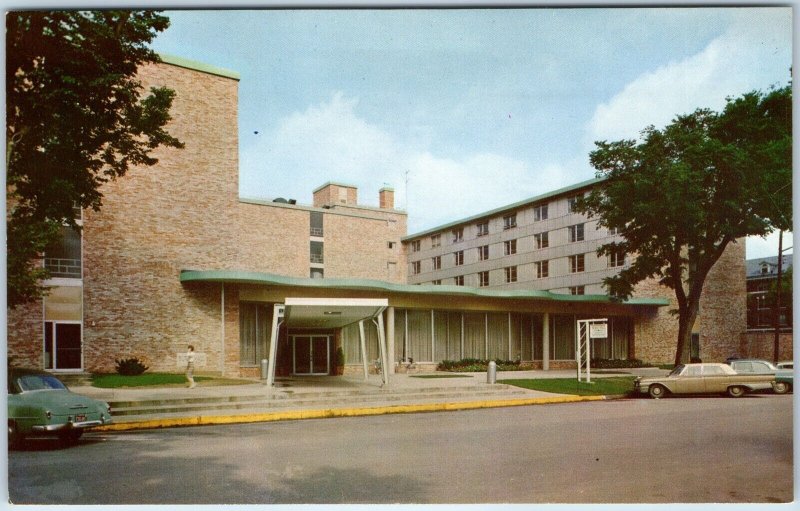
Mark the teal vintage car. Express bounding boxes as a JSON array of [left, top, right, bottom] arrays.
[[8, 368, 112, 446]]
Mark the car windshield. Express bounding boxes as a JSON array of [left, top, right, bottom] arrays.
[[669, 365, 685, 377], [17, 375, 67, 392]]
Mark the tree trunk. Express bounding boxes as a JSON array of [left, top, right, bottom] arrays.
[[674, 300, 700, 366]]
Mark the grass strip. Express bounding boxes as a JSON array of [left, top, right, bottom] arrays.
[[501, 376, 636, 396], [91, 373, 252, 388], [410, 374, 473, 379]]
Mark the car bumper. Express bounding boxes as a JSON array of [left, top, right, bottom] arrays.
[[31, 416, 112, 432]]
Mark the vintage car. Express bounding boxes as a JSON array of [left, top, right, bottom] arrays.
[[8, 368, 112, 446], [728, 359, 791, 394], [634, 363, 777, 399], [776, 361, 793, 370]]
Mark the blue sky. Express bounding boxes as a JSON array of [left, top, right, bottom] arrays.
[[149, 7, 793, 258]]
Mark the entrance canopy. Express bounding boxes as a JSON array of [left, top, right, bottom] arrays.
[[283, 297, 388, 329], [267, 298, 390, 387]]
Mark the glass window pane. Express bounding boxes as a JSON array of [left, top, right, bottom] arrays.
[[463, 312, 485, 359]]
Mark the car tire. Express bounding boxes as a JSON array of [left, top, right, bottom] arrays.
[[773, 382, 790, 394], [58, 429, 83, 445], [649, 384, 667, 399], [727, 386, 746, 398], [8, 421, 23, 448]]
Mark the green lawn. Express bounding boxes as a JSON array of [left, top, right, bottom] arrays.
[[500, 376, 637, 396], [410, 374, 473, 379], [91, 373, 253, 388]]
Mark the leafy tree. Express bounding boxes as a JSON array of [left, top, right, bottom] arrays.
[[576, 85, 791, 365], [6, 11, 184, 308]]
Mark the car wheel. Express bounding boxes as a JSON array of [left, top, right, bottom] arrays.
[[8, 421, 23, 448], [727, 386, 746, 398], [649, 384, 667, 399], [58, 429, 83, 445], [773, 382, 789, 394]]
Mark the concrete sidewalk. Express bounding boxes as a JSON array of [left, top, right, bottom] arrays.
[[72, 368, 667, 432]]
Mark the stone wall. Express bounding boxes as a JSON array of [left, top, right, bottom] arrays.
[[634, 240, 747, 364]]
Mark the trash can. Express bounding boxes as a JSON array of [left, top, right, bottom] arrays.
[[487, 361, 497, 384], [261, 359, 269, 380]]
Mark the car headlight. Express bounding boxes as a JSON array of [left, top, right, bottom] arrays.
[[45, 410, 52, 420]]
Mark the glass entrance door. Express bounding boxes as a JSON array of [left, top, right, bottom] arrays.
[[292, 335, 330, 375], [44, 322, 82, 370]]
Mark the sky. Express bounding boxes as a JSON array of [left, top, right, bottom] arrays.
[[147, 7, 793, 259]]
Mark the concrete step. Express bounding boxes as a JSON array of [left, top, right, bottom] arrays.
[[108, 386, 532, 418]]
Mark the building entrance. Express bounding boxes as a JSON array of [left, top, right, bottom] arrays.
[[292, 335, 330, 375]]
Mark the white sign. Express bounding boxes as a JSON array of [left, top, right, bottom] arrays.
[[589, 323, 608, 339]]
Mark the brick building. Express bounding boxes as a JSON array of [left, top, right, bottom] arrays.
[[6, 55, 750, 381]]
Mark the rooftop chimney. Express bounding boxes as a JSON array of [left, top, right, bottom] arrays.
[[313, 182, 358, 207], [379, 187, 395, 209]]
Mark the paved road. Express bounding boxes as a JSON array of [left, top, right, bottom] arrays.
[[7, 394, 792, 504]]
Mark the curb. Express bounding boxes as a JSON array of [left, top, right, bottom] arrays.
[[94, 394, 613, 432]]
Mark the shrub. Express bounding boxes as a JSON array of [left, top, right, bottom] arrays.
[[437, 358, 524, 372], [115, 357, 149, 376]]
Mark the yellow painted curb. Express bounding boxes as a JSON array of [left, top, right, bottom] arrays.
[[94, 395, 609, 432]]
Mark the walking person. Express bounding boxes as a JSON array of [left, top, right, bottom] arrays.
[[186, 345, 196, 388]]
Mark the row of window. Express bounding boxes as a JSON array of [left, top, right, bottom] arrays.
[[408, 194, 600, 253], [411, 248, 625, 276]]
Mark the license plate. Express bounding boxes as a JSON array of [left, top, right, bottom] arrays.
[[75, 414, 86, 422]]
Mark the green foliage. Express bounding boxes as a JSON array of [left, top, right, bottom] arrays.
[[6, 11, 184, 308], [502, 377, 637, 396], [437, 358, 524, 372], [114, 357, 149, 376], [575, 85, 791, 364]]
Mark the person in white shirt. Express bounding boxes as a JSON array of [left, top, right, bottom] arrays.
[[186, 345, 196, 388]]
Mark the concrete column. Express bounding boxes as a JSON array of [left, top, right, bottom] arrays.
[[358, 320, 368, 380], [542, 312, 550, 371], [386, 307, 396, 374]]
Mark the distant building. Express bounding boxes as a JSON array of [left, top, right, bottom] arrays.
[[746, 255, 792, 331]]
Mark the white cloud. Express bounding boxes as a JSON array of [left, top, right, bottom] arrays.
[[241, 92, 567, 233], [585, 10, 791, 146]]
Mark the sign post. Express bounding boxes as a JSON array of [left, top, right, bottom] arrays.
[[576, 319, 608, 383]]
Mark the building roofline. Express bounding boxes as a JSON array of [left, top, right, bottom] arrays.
[[312, 181, 359, 194], [179, 269, 668, 307], [158, 53, 240, 81], [402, 176, 604, 241]]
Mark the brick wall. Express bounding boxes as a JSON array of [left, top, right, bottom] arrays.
[[739, 332, 793, 361]]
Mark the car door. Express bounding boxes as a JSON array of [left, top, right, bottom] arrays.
[[673, 365, 703, 393], [702, 365, 729, 393]]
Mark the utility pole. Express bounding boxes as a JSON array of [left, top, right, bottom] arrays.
[[773, 230, 784, 363]]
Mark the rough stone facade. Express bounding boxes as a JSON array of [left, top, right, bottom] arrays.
[[739, 332, 793, 361], [634, 240, 747, 364]]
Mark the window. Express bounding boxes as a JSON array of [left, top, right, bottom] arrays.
[[609, 249, 625, 268], [505, 266, 518, 283], [310, 241, 324, 264], [431, 234, 441, 248], [454, 275, 464, 286], [478, 245, 489, 261], [411, 240, 421, 252], [570, 286, 585, 295], [568, 223, 585, 242], [239, 303, 271, 366], [504, 239, 517, 256], [310, 211, 324, 236], [452, 228, 464, 243], [387, 241, 395, 249], [479, 271, 489, 287], [44, 225, 82, 278], [608, 226, 619, 236], [43, 322, 82, 369], [535, 260, 549, 278], [411, 261, 421, 275], [310, 268, 324, 279], [476, 221, 489, 237], [534, 204, 548, 221], [432, 255, 441, 270], [569, 254, 585, 273], [454, 251, 464, 266], [535, 232, 549, 249], [567, 194, 583, 213], [503, 214, 517, 230], [432, 279, 442, 285]]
